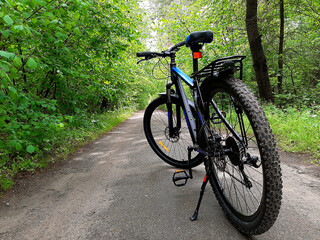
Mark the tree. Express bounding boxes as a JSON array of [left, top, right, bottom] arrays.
[[277, 0, 284, 94], [245, 0, 274, 102]]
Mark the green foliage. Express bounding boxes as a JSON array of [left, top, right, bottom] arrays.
[[0, 0, 143, 112], [0, 107, 133, 191], [1, 93, 59, 156], [258, 0, 320, 105], [0, 0, 150, 191], [264, 104, 320, 163]]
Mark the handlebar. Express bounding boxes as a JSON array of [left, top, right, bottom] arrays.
[[137, 31, 214, 64], [166, 40, 186, 52], [136, 52, 167, 58], [136, 40, 186, 64]]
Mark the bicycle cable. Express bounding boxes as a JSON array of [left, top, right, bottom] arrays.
[[152, 57, 170, 81]]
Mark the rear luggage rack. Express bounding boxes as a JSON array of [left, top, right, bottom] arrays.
[[191, 55, 246, 80]]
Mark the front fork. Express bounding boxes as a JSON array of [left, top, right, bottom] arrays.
[[166, 82, 181, 137]]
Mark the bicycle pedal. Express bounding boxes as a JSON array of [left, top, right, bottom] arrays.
[[172, 170, 189, 187]]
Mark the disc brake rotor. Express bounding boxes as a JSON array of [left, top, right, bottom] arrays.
[[165, 127, 180, 143]]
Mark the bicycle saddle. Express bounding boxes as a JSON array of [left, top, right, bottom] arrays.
[[186, 31, 213, 48]]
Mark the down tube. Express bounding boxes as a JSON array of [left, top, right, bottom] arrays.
[[171, 67, 197, 142]]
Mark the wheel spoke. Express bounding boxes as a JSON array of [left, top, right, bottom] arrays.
[[146, 98, 199, 167], [208, 89, 266, 217]]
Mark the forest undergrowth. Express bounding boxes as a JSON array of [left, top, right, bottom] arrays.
[[0, 108, 134, 191], [264, 105, 320, 164]]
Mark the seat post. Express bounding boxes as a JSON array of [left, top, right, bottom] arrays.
[[191, 43, 202, 74], [193, 57, 199, 73]]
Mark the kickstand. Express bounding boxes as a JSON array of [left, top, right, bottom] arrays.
[[190, 173, 209, 221]]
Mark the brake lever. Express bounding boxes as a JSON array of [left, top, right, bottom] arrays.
[[137, 59, 145, 64], [137, 55, 156, 64]]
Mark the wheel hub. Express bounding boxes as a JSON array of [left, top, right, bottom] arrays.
[[225, 136, 244, 166], [165, 127, 180, 143]]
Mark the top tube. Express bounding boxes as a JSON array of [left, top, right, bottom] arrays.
[[171, 67, 194, 87]]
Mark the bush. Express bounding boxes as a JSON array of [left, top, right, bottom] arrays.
[[264, 104, 320, 163]]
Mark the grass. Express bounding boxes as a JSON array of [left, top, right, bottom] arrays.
[[0, 108, 134, 192], [264, 104, 320, 163]]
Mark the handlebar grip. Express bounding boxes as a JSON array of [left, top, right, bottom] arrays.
[[137, 52, 156, 57]]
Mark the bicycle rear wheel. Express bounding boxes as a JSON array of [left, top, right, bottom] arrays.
[[144, 96, 203, 169], [201, 77, 282, 235]]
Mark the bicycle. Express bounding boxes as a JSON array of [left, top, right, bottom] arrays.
[[137, 31, 282, 235]]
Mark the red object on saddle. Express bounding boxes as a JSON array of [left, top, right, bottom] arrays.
[[193, 52, 202, 59]]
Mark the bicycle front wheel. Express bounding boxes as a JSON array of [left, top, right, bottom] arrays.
[[201, 77, 282, 235], [143, 96, 203, 169]]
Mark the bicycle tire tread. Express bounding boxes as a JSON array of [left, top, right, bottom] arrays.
[[202, 77, 282, 235]]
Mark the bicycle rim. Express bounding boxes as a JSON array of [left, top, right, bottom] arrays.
[[144, 97, 202, 168]]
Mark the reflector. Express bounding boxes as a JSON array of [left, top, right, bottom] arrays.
[[193, 52, 202, 59]]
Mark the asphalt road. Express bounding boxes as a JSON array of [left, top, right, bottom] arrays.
[[0, 111, 319, 240]]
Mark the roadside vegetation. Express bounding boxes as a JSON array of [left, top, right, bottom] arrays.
[[1, 0, 319, 191], [265, 105, 320, 163], [0, 0, 154, 191], [0, 108, 133, 191]]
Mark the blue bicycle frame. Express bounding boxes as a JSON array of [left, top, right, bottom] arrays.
[[136, 37, 247, 152], [170, 66, 198, 142], [168, 63, 245, 151]]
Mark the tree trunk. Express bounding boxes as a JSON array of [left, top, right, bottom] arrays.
[[245, 0, 274, 102], [277, 0, 284, 93]]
